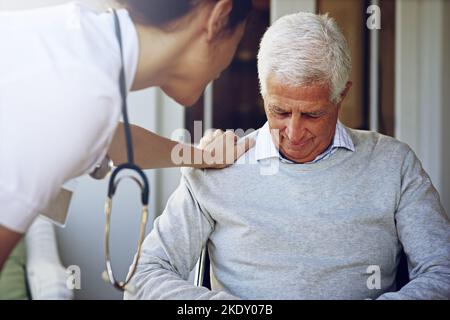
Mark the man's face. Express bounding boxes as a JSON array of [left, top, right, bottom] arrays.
[[264, 75, 347, 163]]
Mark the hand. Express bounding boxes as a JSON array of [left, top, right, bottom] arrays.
[[197, 129, 256, 169]]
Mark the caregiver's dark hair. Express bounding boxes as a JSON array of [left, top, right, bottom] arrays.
[[118, 0, 252, 30]]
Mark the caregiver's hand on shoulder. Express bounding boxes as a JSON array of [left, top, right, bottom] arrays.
[[109, 123, 255, 170], [197, 129, 255, 169]]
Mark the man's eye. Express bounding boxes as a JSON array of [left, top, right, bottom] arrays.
[[304, 113, 322, 119], [272, 109, 289, 117]]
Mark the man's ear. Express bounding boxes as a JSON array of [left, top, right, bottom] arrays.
[[337, 81, 352, 107], [206, 0, 232, 41]]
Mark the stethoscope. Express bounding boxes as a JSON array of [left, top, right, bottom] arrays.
[[90, 9, 150, 293]]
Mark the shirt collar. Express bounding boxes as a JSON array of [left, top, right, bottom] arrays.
[[254, 121, 355, 163]]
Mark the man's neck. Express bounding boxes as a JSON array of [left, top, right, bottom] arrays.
[[279, 141, 334, 164]]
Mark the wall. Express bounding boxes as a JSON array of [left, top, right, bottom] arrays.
[[441, 0, 450, 215], [395, 0, 450, 216], [271, 0, 316, 22]]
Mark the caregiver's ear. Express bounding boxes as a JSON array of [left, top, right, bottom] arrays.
[[206, 0, 233, 41]]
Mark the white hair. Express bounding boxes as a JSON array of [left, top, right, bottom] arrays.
[[257, 12, 352, 103]]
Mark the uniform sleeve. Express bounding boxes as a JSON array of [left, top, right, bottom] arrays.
[[377, 149, 450, 300], [124, 173, 239, 300], [0, 184, 38, 233]]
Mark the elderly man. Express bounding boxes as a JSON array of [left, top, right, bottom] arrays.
[[125, 12, 450, 300]]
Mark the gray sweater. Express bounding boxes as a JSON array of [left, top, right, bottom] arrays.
[[125, 128, 450, 300]]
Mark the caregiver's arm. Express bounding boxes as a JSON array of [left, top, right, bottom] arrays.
[[108, 123, 254, 170], [0, 225, 23, 271], [124, 171, 239, 300]]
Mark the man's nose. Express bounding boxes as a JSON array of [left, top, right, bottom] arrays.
[[286, 115, 305, 144]]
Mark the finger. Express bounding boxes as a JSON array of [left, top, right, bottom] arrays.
[[198, 137, 207, 149], [200, 129, 223, 149], [224, 130, 238, 142], [208, 130, 229, 150], [198, 130, 215, 149], [204, 131, 225, 154], [235, 137, 256, 160], [224, 132, 238, 162], [205, 129, 216, 142], [224, 131, 238, 146], [224, 131, 235, 141], [213, 129, 223, 138]]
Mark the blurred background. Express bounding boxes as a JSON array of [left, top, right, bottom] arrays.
[[0, 0, 448, 299]]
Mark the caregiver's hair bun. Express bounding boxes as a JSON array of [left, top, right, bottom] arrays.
[[118, 0, 252, 30]]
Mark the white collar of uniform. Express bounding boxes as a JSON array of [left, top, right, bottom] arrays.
[[254, 121, 355, 162]]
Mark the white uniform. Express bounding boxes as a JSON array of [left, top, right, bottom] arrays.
[[0, 2, 139, 232]]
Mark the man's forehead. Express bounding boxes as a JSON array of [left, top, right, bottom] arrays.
[[265, 89, 332, 112], [265, 75, 332, 108]]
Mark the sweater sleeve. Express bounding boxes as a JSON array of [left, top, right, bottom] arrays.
[[377, 149, 450, 300], [124, 172, 239, 300]]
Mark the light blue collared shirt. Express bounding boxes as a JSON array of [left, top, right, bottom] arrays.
[[254, 121, 355, 164]]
